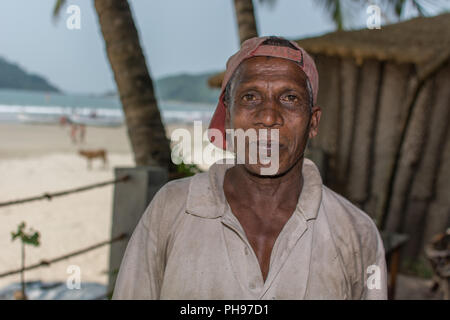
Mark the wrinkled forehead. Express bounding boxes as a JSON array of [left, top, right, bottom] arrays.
[[230, 56, 309, 89]]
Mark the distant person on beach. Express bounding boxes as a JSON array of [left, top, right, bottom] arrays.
[[59, 115, 69, 126], [79, 124, 86, 144], [59, 115, 77, 144], [70, 123, 78, 144], [113, 36, 387, 300], [60, 115, 86, 144], [70, 123, 86, 144]]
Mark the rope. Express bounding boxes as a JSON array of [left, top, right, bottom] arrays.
[[0, 175, 130, 208], [0, 233, 128, 278]]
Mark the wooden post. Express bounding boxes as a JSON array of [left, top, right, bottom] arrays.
[[312, 55, 341, 190], [366, 63, 411, 222], [385, 80, 433, 233], [346, 59, 382, 208], [388, 249, 400, 300], [337, 57, 359, 194], [107, 166, 168, 294]]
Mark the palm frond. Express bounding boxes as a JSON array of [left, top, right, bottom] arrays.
[[52, 0, 67, 19], [385, 0, 448, 18], [395, 0, 406, 16], [410, 0, 446, 16], [316, 0, 345, 30], [258, 0, 277, 9]]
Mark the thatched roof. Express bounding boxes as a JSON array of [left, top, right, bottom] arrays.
[[296, 13, 450, 70], [209, 13, 450, 88]]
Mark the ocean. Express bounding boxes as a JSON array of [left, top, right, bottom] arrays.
[[0, 89, 215, 126]]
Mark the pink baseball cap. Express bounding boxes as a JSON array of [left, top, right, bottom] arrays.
[[208, 36, 319, 150]]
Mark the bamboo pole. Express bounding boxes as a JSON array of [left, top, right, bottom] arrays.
[[336, 57, 359, 193], [346, 59, 382, 208], [384, 80, 433, 233], [312, 55, 341, 189], [401, 65, 450, 260], [420, 65, 450, 254], [365, 63, 411, 221], [378, 53, 450, 230]]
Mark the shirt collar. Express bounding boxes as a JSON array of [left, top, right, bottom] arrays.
[[185, 158, 323, 220]]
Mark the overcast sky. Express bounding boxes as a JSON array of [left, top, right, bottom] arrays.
[[0, 0, 447, 94]]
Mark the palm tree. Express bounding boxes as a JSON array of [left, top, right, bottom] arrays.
[[232, 0, 448, 39], [317, 0, 346, 30], [53, 0, 174, 171], [232, 0, 277, 44], [233, 0, 259, 44], [316, 0, 449, 30]]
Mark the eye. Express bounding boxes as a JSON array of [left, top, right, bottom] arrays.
[[281, 94, 299, 103], [242, 93, 257, 102]]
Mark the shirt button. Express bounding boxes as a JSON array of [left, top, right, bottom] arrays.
[[244, 247, 249, 255], [249, 282, 256, 289]]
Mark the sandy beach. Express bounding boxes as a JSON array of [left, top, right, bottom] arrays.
[[0, 122, 206, 291]]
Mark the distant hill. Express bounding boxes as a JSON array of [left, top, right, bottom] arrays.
[[0, 57, 60, 93], [154, 72, 221, 104], [104, 72, 221, 104]]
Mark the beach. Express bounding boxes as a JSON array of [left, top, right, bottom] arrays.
[[0, 122, 205, 290]]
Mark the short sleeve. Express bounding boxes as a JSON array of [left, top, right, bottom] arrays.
[[360, 226, 388, 300], [112, 188, 167, 300]]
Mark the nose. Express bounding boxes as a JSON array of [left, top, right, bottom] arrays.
[[254, 99, 283, 128]]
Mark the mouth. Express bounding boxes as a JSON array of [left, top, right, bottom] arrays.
[[257, 140, 283, 150], [246, 140, 284, 158]]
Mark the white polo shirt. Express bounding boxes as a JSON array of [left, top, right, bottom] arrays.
[[113, 158, 387, 299]]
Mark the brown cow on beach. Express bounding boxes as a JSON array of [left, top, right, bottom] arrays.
[[78, 149, 108, 170]]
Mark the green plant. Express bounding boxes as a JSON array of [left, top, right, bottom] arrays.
[[176, 162, 202, 177], [11, 222, 41, 300]]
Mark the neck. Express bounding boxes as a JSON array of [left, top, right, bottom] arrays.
[[226, 157, 304, 210]]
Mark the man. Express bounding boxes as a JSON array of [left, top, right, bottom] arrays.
[[113, 36, 387, 300]]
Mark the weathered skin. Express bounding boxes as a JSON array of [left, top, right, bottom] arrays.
[[223, 56, 322, 282]]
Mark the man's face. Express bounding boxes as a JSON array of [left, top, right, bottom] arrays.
[[225, 56, 321, 176]]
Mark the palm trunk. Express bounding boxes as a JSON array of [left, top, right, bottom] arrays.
[[94, 0, 174, 171], [233, 0, 258, 44]]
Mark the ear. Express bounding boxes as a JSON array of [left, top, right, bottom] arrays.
[[308, 106, 322, 139]]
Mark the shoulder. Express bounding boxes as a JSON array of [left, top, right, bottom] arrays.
[[320, 185, 381, 247], [318, 187, 386, 298], [140, 172, 208, 231], [162, 170, 210, 194], [318, 186, 385, 275]]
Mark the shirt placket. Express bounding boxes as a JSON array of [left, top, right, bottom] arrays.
[[220, 203, 310, 299], [221, 210, 265, 297], [259, 213, 309, 299]]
